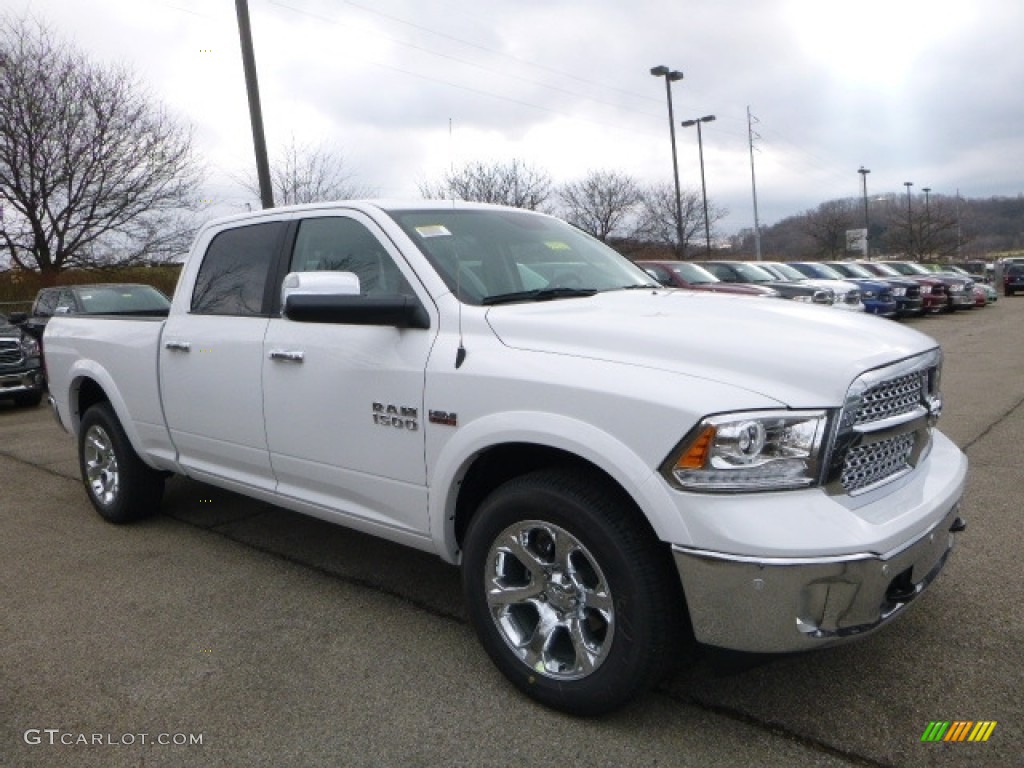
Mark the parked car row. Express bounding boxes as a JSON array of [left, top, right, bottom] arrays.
[[636, 258, 1002, 319]]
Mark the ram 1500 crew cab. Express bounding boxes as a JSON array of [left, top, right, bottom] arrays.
[[44, 201, 968, 715]]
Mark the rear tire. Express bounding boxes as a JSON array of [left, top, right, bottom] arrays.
[[78, 402, 164, 523], [462, 468, 691, 716]]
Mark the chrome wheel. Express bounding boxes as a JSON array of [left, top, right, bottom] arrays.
[[83, 424, 119, 506], [485, 520, 614, 680]]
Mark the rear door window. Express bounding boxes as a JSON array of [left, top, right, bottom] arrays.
[[191, 222, 287, 316]]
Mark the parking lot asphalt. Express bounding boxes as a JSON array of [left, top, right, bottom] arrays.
[[2, 297, 1022, 768]]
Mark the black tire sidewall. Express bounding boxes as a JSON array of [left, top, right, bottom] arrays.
[[462, 469, 682, 716], [78, 403, 162, 524]]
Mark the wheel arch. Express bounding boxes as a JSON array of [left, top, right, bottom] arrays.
[[428, 412, 691, 564]]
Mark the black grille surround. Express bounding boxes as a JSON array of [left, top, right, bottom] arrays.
[[826, 350, 943, 496]]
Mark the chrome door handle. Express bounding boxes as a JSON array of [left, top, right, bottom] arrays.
[[164, 340, 191, 352], [268, 349, 304, 363]]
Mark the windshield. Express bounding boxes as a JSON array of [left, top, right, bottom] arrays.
[[829, 262, 872, 278], [765, 262, 807, 281], [726, 262, 777, 283], [867, 262, 899, 277], [670, 262, 719, 284], [890, 262, 930, 276], [797, 262, 844, 279], [74, 285, 171, 314], [387, 208, 657, 304]]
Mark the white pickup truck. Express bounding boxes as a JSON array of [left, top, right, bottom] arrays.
[[45, 201, 968, 715]]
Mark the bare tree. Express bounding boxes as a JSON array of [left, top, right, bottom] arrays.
[[419, 159, 552, 210], [239, 135, 374, 206], [0, 15, 203, 282], [556, 170, 641, 241], [632, 182, 723, 258], [799, 199, 856, 258]]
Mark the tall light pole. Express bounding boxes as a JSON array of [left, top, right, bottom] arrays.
[[904, 181, 914, 259], [858, 166, 870, 257], [922, 187, 932, 259], [650, 66, 685, 255], [681, 115, 716, 256]]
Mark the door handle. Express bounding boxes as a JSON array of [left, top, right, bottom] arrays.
[[164, 340, 191, 352], [268, 349, 304, 363]]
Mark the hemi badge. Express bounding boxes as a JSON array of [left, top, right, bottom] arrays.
[[429, 410, 458, 427]]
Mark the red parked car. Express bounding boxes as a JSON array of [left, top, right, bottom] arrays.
[[636, 260, 779, 297]]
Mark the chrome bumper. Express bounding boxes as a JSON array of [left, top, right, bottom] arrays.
[[0, 369, 43, 395], [672, 501, 964, 653]]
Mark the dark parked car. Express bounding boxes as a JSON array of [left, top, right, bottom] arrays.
[[1004, 264, 1024, 296], [825, 261, 925, 317], [635, 260, 780, 297], [23, 283, 171, 341], [697, 261, 834, 304], [0, 312, 45, 408]]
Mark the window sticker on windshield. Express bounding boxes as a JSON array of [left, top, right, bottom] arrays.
[[544, 241, 571, 250], [415, 225, 452, 238]]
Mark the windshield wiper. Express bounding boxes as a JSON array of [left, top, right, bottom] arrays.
[[481, 287, 597, 305], [615, 283, 660, 290]]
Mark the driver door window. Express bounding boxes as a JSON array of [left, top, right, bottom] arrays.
[[291, 217, 413, 297]]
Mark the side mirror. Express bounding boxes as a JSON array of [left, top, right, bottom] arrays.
[[7, 311, 27, 324], [281, 271, 429, 329]]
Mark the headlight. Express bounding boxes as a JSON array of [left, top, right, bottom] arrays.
[[892, 287, 906, 296], [661, 410, 829, 492], [862, 290, 877, 299], [20, 335, 40, 357]]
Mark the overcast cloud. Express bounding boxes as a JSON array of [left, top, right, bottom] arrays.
[[15, 0, 1024, 233]]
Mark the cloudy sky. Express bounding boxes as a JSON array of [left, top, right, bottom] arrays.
[[16, 0, 1024, 234]]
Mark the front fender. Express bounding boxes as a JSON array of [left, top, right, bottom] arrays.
[[426, 410, 692, 563]]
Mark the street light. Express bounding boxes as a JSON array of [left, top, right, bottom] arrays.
[[858, 166, 870, 257], [904, 182, 914, 259], [922, 187, 932, 258], [681, 115, 716, 256], [650, 65, 685, 254]]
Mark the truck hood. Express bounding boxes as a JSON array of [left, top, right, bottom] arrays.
[[485, 290, 936, 406]]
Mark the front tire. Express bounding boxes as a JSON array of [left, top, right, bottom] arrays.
[[462, 468, 690, 716], [78, 402, 164, 523]]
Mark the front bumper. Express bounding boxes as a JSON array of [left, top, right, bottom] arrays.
[[0, 367, 44, 398], [896, 297, 925, 316], [668, 427, 967, 654], [673, 501, 963, 653], [950, 292, 975, 309], [864, 300, 899, 317]]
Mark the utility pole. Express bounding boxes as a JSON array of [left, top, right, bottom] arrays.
[[858, 166, 870, 258], [235, 0, 274, 209], [748, 107, 762, 260]]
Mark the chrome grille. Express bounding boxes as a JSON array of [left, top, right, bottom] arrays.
[[853, 370, 927, 426], [0, 340, 23, 366], [833, 350, 941, 495], [841, 433, 916, 493]]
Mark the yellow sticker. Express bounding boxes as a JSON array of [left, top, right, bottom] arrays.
[[544, 240, 571, 250]]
